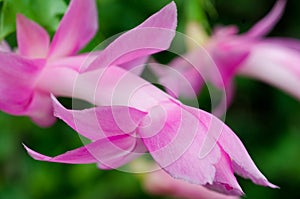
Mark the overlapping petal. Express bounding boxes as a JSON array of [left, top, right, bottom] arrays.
[[0, 52, 43, 114], [24, 134, 143, 166], [184, 105, 277, 188], [85, 2, 177, 72], [26, 92, 56, 127], [205, 146, 243, 195], [24, 96, 148, 168], [52, 96, 147, 140], [139, 101, 275, 194], [139, 103, 219, 185]]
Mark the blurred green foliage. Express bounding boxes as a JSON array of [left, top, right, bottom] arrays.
[[0, 0, 67, 40], [0, 0, 300, 199]]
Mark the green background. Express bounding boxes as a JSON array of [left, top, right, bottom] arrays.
[[0, 0, 300, 198]]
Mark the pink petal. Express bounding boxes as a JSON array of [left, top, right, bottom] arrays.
[[150, 51, 204, 98], [184, 105, 277, 188], [264, 37, 300, 51], [24, 136, 127, 164], [238, 42, 300, 100], [26, 92, 56, 127], [48, 0, 98, 59], [0, 52, 43, 114], [245, 0, 287, 38], [52, 96, 147, 140], [16, 14, 50, 58], [97, 137, 147, 169], [208, 37, 250, 88], [119, 56, 149, 75], [25, 133, 147, 169], [139, 102, 220, 185], [85, 2, 177, 72], [205, 146, 244, 196], [219, 131, 277, 188], [213, 26, 239, 37], [75, 66, 172, 110], [47, 52, 99, 72]]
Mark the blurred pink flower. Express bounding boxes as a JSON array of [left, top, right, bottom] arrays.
[[0, 0, 98, 126], [24, 4, 276, 194], [143, 164, 240, 199], [152, 0, 300, 108]]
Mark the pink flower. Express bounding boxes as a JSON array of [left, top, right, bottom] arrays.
[[23, 4, 276, 195], [0, 0, 98, 126], [24, 66, 276, 195], [152, 0, 300, 108]]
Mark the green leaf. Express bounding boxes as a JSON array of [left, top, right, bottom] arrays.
[[0, 0, 67, 40]]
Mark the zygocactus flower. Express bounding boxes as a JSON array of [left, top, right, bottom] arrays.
[[24, 65, 276, 195], [0, 0, 98, 126], [23, 3, 276, 196], [152, 0, 300, 109]]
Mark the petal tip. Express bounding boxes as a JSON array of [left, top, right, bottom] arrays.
[[16, 13, 27, 22], [22, 143, 51, 161]]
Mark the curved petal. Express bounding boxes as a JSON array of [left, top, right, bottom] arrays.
[[0, 52, 43, 114], [52, 96, 147, 141], [16, 14, 50, 58], [205, 146, 243, 196], [219, 127, 277, 188], [245, 0, 287, 38], [23, 134, 142, 166], [238, 42, 300, 100], [183, 105, 277, 188], [24, 135, 132, 164], [48, 0, 98, 59], [26, 91, 56, 127], [139, 102, 220, 186], [97, 137, 148, 169], [24, 143, 96, 164], [264, 37, 300, 51], [85, 2, 177, 72]]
